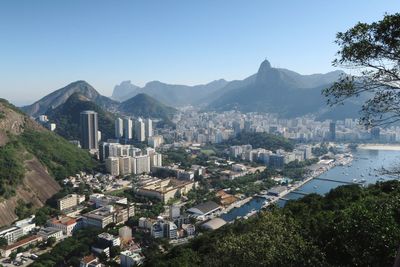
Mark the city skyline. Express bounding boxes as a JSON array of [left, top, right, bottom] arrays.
[[1, 1, 399, 105]]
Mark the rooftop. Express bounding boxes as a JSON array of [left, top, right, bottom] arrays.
[[49, 216, 77, 226], [201, 218, 226, 230], [188, 201, 220, 215]]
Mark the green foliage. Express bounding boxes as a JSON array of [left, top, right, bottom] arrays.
[[46, 237, 56, 247], [323, 13, 400, 127], [281, 159, 317, 180], [0, 98, 25, 115], [312, 144, 329, 157], [0, 237, 7, 247], [149, 181, 400, 267], [31, 228, 102, 267], [0, 139, 25, 198], [34, 206, 60, 226], [224, 132, 294, 152], [46, 92, 115, 140], [20, 129, 97, 180], [15, 199, 34, 219]]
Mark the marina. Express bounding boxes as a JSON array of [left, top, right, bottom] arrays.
[[221, 148, 400, 222]]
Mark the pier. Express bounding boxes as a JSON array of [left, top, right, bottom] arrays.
[[314, 177, 361, 185]]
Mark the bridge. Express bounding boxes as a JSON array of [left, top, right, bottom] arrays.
[[314, 177, 361, 185]]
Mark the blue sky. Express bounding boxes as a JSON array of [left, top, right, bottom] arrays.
[[0, 0, 399, 105]]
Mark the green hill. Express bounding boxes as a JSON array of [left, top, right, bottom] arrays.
[[223, 132, 294, 151], [148, 181, 400, 267], [21, 80, 118, 117], [0, 99, 96, 226], [119, 93, 177, 121], [46, 93, 116, 141]]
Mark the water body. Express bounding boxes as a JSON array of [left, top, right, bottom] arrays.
[[221, 148, 400, 222]]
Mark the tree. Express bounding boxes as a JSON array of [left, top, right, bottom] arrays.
[[46, 237, 56, 247], [9, 251, 17, 260], [0, 237, 7, 247], [323, 13, 400, 127]]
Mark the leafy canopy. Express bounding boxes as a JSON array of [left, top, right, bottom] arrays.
[[323, 13, 400, 127]]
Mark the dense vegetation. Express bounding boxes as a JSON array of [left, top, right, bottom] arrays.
[[46, 93, 115, 141], [223, 132, 294, 151], [31, 228, 103, 267], [0, 138, 25, 198], [146, 181, 400, 267], [20, 129, 97, 180]]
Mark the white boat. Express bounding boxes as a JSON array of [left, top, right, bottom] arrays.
[[352, 178, 358, 182]]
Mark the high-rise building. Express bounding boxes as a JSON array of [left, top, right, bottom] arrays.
[[150, 153, 162, 168], [134, 155, 150, 174], [135, 118, 145, 142], [145, 118, 153, 138], [329, 122, 336, 141], [115, 118, 123, 139], [119, 156, 132, 176], [80, 110, 98, 150], [123, 117, 133, 140], [106, 157, 120, 176], [148, 135, 164, 148]]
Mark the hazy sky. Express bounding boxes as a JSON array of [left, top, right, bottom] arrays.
[[1, 1, 399, 105]]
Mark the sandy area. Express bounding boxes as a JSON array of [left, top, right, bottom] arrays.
[[358, 144, 400, 151]]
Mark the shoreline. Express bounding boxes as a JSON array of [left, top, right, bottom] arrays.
[[224, 153, 353, 221], [358, 144, 400, 151]]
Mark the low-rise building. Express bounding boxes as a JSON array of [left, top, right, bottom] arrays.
[[201, 218, 226, 231], [187, 201, 221, 219], [0, 235, 43, 257], [58, 194, 85, 211], [0, 226, 23, 245], [98, 232, 121, 247], [120, 249, 145, 267], [89, 193, 128, 208], [82, 204, 135, 229], [79, 254, 103, 267], [47, 216, 81, 236], [136, 178, 196, 203], [38, 227, 64, 240]]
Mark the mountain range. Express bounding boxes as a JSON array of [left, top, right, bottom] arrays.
[[112, 79, 229, 106], [208, 60, 351, 117], [22, 60, 362, 121], [22, 81, 178, 121], [111, 60, 361, 119]]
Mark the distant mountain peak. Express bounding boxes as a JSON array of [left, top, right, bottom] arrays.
[[258, 59, 272, 72], [22, 80, 117, 117]]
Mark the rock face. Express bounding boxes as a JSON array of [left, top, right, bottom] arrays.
[[0, 100, 61, 227], [21, 80, 118, 117], [0, 158, 60, 226]]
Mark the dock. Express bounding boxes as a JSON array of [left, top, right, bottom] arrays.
[[314, 177, 361, 185]]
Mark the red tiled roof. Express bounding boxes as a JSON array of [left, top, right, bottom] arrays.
[[4, 235, 42, 251], [81, 254, 96, 264]]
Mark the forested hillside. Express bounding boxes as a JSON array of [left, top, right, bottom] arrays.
[[147, 181, 400, 267]]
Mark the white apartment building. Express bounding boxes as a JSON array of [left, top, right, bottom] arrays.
[[106, 157, 120, 176]]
